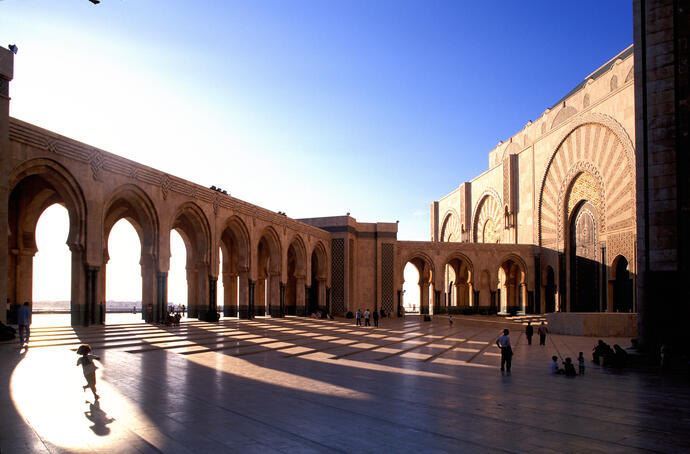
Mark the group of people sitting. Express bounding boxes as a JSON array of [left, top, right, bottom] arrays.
[[550, 353, 585, 376], [164, 312, 182, 326], [593, 339, 628, 367], [310, 310, 334, 320]]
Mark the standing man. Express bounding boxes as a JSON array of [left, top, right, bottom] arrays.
[[355, 308, 362, 326], [525, 321, 534, 345], [496, 329, 512, 373], [17, 301, 32, 347], [364, 308, 371, 327], [372, 308, 379, 327], [538, 321, 549, 346]]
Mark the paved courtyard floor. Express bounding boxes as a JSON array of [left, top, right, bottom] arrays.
[[1, 314, 689, 453]]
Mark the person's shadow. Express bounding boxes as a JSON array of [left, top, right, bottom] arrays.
[[84, 400, 115, 436]]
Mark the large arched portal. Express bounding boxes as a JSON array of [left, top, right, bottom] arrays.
[[8, 161, 86, 325], [569, 200, 600, 312]]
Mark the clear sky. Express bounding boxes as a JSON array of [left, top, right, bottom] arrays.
[[3, 1, 633, 304]]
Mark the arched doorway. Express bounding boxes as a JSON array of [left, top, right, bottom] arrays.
[[611, 256, 633, 313], [103, 186, 159, 323], [32, 204, 71, 315], [498, 258, 526, 315], [8, 161, 86, 325], [309, 244, 327, 315], [256, 228, 281, 317], [569, 201, 600, 312], [286, 237, 306, 316], [401, 256, 434, 315], [105, 219, 141, 322], [219, 217, 250, 318], [171, 203, 211, 320], [443, 256, 472, 313]]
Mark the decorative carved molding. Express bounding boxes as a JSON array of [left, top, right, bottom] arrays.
[[89, 149, 104, 180], [161, 174, 171, 200], [8, 118, 331, 241]]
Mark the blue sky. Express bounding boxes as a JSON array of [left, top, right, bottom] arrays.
[[2, 1, 632, 302]]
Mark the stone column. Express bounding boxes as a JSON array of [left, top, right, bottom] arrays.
[[208, 276, 217, 319], [269, 272, 281, 317], [69, 244, 87, 326], [15, 249, 35, 308], [84, 265, 99, 326], [157, 272, 168, 321], [247, 279, 255, 319], [295, 276, 306, 316], [0, 47, 12, 324], [419, 280, 429, 315], [223, 272, 238, 317], [141, 253, 158, 323], [317, 278, 326, 312], [304, 285, 311, 315], [279, 282, 286, 317], [255, 278, 266, 316], [433, 290, 441, 315], [186, 266, 197, 318], [238, 271, 249, 319]]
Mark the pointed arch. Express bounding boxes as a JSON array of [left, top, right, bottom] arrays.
[[440, 209, 460, 242], [9, 158, 86, 250], [103, 184, 159, 257], [473, 192, 503, 243], [537, 114, 636, 254], [170, 201, 211, 263]]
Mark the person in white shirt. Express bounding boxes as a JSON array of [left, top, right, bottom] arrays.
[[550, 356, 562, 374], [495, 329, 513, 373]]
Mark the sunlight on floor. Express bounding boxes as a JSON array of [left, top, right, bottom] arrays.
[[10, 348, 157, 451], [184, 352, 373, 400]]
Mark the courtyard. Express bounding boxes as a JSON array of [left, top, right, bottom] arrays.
[[1, 315, 689, 453]]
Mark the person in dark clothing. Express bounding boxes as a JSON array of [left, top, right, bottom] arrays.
[[17, 302, 32, 347], [372, 309, 379, 327], [537, 322, 548, 346], [525, 322, 534, 345], [593, 340, 615, 365], [496, 329, 513, 373], [563, 357, 577, 377]]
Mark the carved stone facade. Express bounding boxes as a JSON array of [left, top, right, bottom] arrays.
[[432, 45, 637, 314]]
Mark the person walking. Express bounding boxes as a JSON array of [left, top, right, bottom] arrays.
[[538, 321, 549, 346], [525, 321, 534, 345], [372, 309, 379, 327], [364, 308, 371, 327], [355, 309, 362, 326], [495, 329, 513, 373], [17, 301, 31, 347]]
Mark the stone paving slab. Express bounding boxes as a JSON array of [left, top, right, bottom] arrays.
[[1, 314, 689, 453]]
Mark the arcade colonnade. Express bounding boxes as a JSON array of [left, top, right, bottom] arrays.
[[5, 118, 331, 325]]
